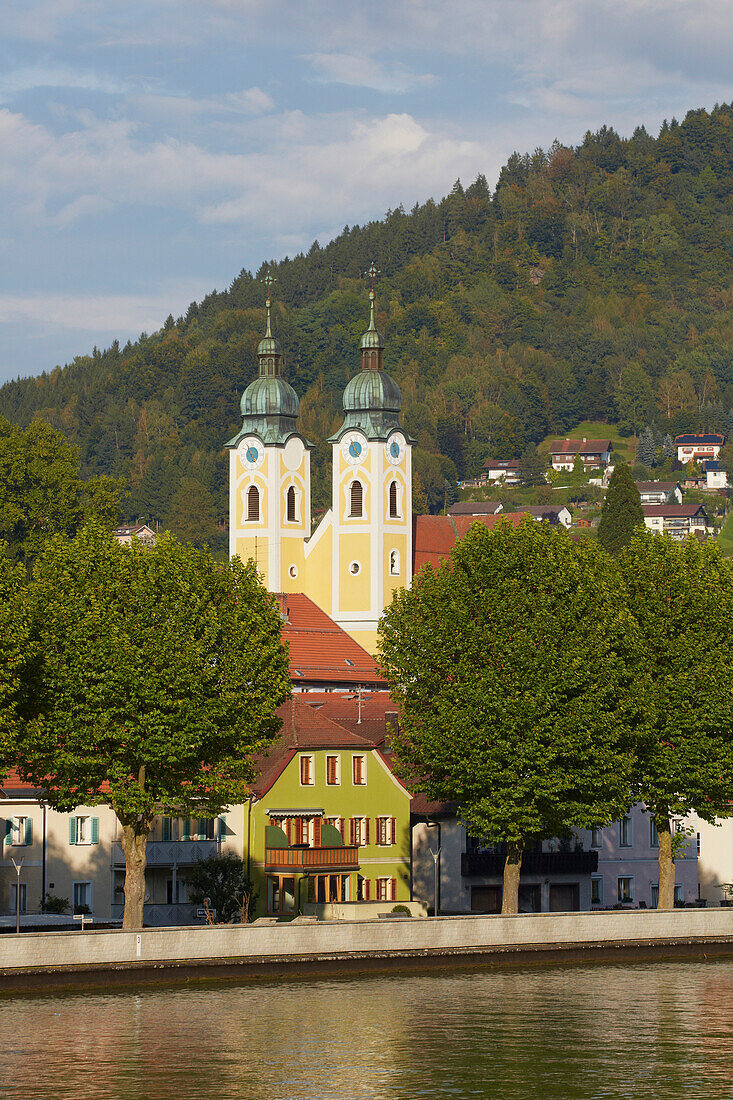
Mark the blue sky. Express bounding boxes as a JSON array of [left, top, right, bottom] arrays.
[[2, 0, 732, 383]]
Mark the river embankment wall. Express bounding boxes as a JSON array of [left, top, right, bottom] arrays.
[[1, 909, 732, 991]]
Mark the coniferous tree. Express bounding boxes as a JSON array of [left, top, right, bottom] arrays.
[[636, 427, 656, 468], [517, 442, 546, 486], [598, 463, 645, 555], [662, 434, 676, 462]]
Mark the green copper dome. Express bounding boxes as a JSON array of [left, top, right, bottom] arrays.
[[360, 290, 384, 350], [240, 375, 299, 419], [343, 369, 400, 413]]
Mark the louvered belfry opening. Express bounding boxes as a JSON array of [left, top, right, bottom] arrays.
[[389, 480, 398, 517], [247, 485, 260, 521], [287, 485, 296, 522], [350, 480, 363, 517]]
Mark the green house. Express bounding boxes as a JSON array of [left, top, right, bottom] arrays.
[[246, 698, 413, 918]]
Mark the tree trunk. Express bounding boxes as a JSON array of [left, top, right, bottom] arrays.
[[656, 815, 675, 910], [121, 823, 148, 930], [501, 843, 523, 914]]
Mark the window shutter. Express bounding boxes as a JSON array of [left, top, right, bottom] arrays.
[[25, 818, 33, 846], [91, 818, 99, 845], [0, 820, 4, 845], [198, 818, 206, 841], [219, 816, 227, 843], [365, 818, 370, 845], [339, 817, 344, 840], [69, 817, 77, 845], [3, 819, 11, 844], [365, 878, 371, 901], [162, 817, 171, 842], [349, 818, 355, 846], [391, 817, 396, 845], [285, 818, 293, 845], [313, 817, 321, 848], [391, 877, 396, 901], [182, 818, 191, 841]]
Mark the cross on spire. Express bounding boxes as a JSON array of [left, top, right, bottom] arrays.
[[365, 263, 380, 291], [262, 272, 275, 336]]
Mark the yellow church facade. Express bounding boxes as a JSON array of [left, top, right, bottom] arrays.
[[227, 289, 412, 652]]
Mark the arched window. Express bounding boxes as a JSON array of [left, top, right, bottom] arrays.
[[287, 485, 296, 522], [389, 480, 399, 518], [349, 480, 363, 518], [389, 550, 400, 576], [247, 485, 260, 522]]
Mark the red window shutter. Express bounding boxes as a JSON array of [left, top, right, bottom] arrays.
[[313, 817, 321, 848], [365, 818, 370, 844], [365, 879, 371, 901], [300, 756, 306, 784], [391, 817, 396, 845], [285, 818, 293, 845], [349, 818, 355, 846], [339, 818, 344, 840], [391, 877, 396, 901]]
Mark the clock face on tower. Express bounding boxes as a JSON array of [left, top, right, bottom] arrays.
[[238, 436, 264, 470], [385, 432, 406, 466], [341, 430, 367, 466]]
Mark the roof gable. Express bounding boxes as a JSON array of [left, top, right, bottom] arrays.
[[277, 593, 383, 685]]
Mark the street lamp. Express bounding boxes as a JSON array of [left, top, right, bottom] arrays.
[[10, 857, 23, 935]]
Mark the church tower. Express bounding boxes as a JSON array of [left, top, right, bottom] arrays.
[[226, 284, 311, 590], [326, 284, 413, 651]]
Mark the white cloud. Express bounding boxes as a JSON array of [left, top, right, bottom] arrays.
[[305, 52, 436, 94]]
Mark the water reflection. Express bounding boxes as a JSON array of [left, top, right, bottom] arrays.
[[1, 960, 732, 1099]]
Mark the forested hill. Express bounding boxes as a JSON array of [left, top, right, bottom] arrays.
[[4, 103, 733, 545]]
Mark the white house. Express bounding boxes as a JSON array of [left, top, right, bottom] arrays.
[[642, 503, 709, 539], [705, 462, 728, 491], [521, 504, 572, 528], [481, 459, 521, 484], [674, 434, 724, 464], [548, 438, 613, 472], [635, 481, 683, 505]]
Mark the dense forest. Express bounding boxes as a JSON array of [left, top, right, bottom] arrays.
[[4, 103, 733, 545]]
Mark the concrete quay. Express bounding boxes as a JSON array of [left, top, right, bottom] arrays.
[[0, 909, 732, 992]]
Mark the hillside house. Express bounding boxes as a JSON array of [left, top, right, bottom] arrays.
[[548, 438, 613, 472], [448, 502, 503, 516], [641, 503, 709, 539], [635, 481, 683, 505], [481, 459, 521, 484], [521, 504, 572, 528], [675, 434, 724, 464]]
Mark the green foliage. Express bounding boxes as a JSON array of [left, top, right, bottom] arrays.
[[185, 853, 257, 923], [598, 463, 644, 555], [41, 892, 70, 914], [6, 106, 733, 535], [378, 520, 636, 906], [517, 443, 546, 486], [12, 525, 290, 923], [0, 417, 125, 565], [390, 904, 412, 915], [0, 551, 31, 776]]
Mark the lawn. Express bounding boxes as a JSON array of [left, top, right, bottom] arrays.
[[716, 510, 733, 556]]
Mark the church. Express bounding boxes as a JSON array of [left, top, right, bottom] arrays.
[[226, 286, 413, 653]]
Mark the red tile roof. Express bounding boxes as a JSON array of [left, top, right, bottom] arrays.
[[251, 696, 380, 797], [276, 593, 383, 685], [303, 692, 400, 745], [642, 504, 708, 518], [412, 512, 529, 573]]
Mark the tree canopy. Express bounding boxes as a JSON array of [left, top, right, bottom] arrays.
[[378, 519, 636, 913], [619, 530, 733, 908], [598, 462, 644, 555], [13, 526, 290, 927]]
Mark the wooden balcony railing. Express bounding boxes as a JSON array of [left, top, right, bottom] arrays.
[[264, 845, 360, 870]]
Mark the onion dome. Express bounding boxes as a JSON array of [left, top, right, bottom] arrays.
[[360, 290, 385, 353], [226, 293, 301, 447]]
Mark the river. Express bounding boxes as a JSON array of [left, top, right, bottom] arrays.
[[2, 960, 732, 1099]]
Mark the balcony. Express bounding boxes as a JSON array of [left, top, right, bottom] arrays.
[[461, 850, 599, 877], [264, 845, 360, 871], [112, 840, 219, 867]]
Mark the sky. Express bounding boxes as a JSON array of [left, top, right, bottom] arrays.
[[2, 0, 733, 384]]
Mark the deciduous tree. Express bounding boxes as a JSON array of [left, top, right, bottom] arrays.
[[14, 526, 290, 928], [620, 530, 733, 909], [379, 520, 635, 914]]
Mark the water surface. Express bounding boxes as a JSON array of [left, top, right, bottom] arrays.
[[2, 960, 733, 1099]]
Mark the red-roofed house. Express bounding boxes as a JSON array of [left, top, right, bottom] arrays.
[[412, 512, 529, 573], [276, 594, 385, 692]]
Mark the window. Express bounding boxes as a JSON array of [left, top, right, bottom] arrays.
[[675, 884, 684, 905], [389, 549, 400, 576], [326, 755, 340, 785], [286, 485, 297, 522], [619, 816, 632, 847], [247, 485, 260, 521], [267, 875, 296, 914], [8, 816, 32, 846], [650, 818, 659, 847], [307, 874, 350, 903], [9, 883, 27, 914], [196, 818, 215, 840], [356, 876, 371, 901], [349, 816, 370, 846], [349, 480, 363, 518], [617, 876, 634, 904], [73, 881, 92, 914], [349, 560, 361, 576], [375, 877, 396, 902], [299, 755, 314, 786], [161, 817, 173, 842], [389, 480, 399, 518], [166, 879, 187, 904], [591, 877, 603, 905], [376, 816, 396, 846], [352, 754, 366, 785], [697, 832, 701, 857], [590, 827, 602, 849], [70, 816, 99, 845]]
